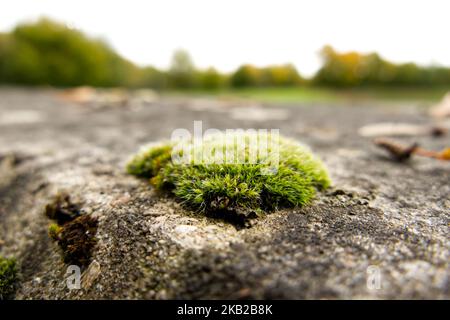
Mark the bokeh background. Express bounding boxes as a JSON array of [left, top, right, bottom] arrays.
[[1, 0, 450, 103]]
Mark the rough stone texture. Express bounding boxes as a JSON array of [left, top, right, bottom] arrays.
[[0, 88, 448, 299]]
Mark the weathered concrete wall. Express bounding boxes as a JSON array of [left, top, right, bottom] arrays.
[[0, 88, 448, 299]]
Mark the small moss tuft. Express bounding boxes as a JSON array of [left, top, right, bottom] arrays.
[[127, 132, 330, 219], [48, 223, 62, 240], [0, 256, 18, 300]]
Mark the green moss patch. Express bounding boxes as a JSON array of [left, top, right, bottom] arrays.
[[0, 256, 18, 300], [127, 132, 330, 220]]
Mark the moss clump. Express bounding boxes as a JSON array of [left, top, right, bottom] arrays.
[[48, 215, 98, 267], [127, 144, 173, 178], [127, 132, 330, 218], [45, 193, 97, 267], [0, 256, 18, 300]]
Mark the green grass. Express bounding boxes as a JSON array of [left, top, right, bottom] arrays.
[[0, 256, 18, 300], [127, 132, 330, 218], [165, 86, 449, 104]]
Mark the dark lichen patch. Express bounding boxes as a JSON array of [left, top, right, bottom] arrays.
[[48, 215, 98, 267], [127, 133, 331, 223], [44, 192, 81, 224], [0, 256, 18, 300]]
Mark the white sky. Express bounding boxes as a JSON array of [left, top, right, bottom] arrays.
[[1, 0, 449, 76]]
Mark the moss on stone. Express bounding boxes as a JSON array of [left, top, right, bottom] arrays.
[[0, 256, 18, 300], [49, 215, 98, 267], [45, 193, 98, 267], [127, 132, 330, 218], [48, 223, 62, 240]]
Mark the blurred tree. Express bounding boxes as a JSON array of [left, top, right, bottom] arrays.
[[2, 21, 450, 89], [261, 64, 303, 86], [230, 64, 261, 87], [314, 45, 450, 87], [426, 67, 450, 85], [138, 66, 168, 89], [168, 49, 196, 89], [0, 18, 137, 87], [314, 45, 363, 87], [0, 33, 45, 84], [198, 67, 225, 89]]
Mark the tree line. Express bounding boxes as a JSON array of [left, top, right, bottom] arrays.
[[1, 19, 449, 89]]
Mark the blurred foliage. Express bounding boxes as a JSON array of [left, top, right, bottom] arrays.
[[138, 66, 168, 90], [314, 45, 450, 87], [1, 19, 450, 90], [230, 65, 261, 87], [230, 64, 302, 87], [198, 67, 226, 90], [0, 18, 139, 87], [261, 64, 303, 86], [167, 49, 197, 89]]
